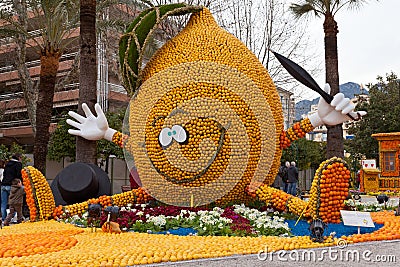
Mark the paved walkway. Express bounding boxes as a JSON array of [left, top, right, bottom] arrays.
[[145, 240, 400, 267]]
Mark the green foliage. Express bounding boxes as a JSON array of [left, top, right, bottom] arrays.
[[47, 113, 77, 162], [48, 108, 127, 162], [281, 138, 325, 170], [0, 143, 30, 166], [290, 0, 367, 19], [347, 72, 400, 160], [0, 144, 10, 161], [119, 3, 202, 96]]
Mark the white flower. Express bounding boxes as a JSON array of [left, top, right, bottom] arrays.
[[147, 215, 166, 227], [120, 207, 126, 212], [248, 213, 257, 220], [141, 204, 147, 208], [136, 211, 144, 216]]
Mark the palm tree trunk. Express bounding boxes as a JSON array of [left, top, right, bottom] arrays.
[[324, 13, 344, 159], [33, 52, 61, 174], [14, 0, 37, 134], [76, 0, 97, 164]]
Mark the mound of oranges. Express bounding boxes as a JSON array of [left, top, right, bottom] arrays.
[[308, 157, 351, 223], [256, 157, 351, 223], [22, 166, 56, 221]]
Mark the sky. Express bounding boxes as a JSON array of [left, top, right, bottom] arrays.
[[287, 0, 400, 99]]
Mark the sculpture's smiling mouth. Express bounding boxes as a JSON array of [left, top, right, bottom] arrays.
[[147, 122, 227, 185]]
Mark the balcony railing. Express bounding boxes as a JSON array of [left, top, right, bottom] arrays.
[[0, 92, 24, 101], [0, 52, 78, 74], [0, 118, 31, 128]]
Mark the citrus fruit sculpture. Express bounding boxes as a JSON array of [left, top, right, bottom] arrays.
[[119, 7, 285, 206], [66, 5, 364, 210], [256, 157, 352, 223]]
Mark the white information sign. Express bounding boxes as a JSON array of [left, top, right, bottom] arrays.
[[361, 159, 377, 169], [340, 210, 375, 227]]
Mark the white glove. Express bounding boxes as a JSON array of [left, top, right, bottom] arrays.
[[67, 103, 116, 141], [309, 84, 367, 127]]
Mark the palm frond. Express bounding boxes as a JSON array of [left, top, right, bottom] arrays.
[[37, 0, 79, 52], [290, 3, 320, 19], [334, 0, 370, 15], [97, 0, 150, 11], [97, 19, 127, 33]]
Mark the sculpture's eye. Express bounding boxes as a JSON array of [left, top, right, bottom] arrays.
[[158, 127, 173, 148], [171, 125, 187, 144], [158, 125, 188, 148]]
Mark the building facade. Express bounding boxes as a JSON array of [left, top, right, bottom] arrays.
[[277, 87, 295, 130], [0, 5, 142, 151]]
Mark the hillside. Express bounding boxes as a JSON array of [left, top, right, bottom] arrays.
[[295, 82, 368, 120]]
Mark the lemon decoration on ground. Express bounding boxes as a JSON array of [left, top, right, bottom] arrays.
[[2, 215, 400, 266]]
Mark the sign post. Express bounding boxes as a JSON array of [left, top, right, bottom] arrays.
[[340, 210, 375, 234]]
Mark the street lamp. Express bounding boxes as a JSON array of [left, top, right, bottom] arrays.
[[309, 219, 326, 243], [109, 154, 116, 194]]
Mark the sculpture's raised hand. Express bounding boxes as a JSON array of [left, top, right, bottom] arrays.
[[309, 84, 367, 127], [67, 103, 116, 141]]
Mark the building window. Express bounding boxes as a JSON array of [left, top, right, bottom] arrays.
[[383, 152, 396, 172]]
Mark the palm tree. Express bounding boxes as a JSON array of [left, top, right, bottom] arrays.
[[1, 0, 80, 174], [75, 0, 148, 163], [76, 0, 97, 164], [1, 0, 146, 171], [33, 0, 80, 174], [290, 0, 370, 159]]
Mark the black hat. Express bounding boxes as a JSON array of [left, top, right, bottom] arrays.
[[51, 162, 111, 206]]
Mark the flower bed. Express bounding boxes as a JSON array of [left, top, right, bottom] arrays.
[[63, 204, 290, 237]]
